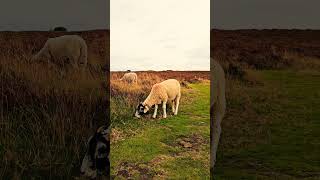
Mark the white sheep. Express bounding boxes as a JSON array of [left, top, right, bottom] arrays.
[[120, 72, 138, 84], [135, 79, 181, 119], [210, 58, 226, 174], [32, 35, 88, 69]]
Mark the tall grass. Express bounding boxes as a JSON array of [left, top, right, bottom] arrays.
[[0, 31, 109, 178]]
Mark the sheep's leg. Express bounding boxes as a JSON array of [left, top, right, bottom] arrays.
[[56, 64, 66, 79], [153, 104, 158, 119], [71, 57, 79, 69], [172, 100, 175, 114], [174, 94, 181, 115], [162, 101, 167, 118], [211, 104, 224, 175], [78, 56, 86, 75]]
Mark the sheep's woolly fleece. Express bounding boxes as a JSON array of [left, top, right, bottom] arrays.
[[120, 72, 138, 84], [137, 79, 181, 119], [32, 35, 88, 68]]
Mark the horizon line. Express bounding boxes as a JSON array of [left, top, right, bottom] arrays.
[[110, 70, 210, 72], [0, 28, 109, 32], [211, 28, 320, 31]]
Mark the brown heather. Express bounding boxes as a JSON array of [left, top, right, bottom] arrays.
[[0, 30, 109, 178]]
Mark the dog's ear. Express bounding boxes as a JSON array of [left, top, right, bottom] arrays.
[[97, 125, 109, 135], [97, 125, 110, 143], [105, 126, 111, 141]]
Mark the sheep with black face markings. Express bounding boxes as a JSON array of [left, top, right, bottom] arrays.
[[210, 58, 226, 174], [135, 79, 181, 119], [32, 35, 88, 70]]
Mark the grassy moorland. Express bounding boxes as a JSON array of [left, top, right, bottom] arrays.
[[0, 30, 109, 179], [214, 70, 320, 180], [110, 71, 210, 179], [212, 30, 320, 179]]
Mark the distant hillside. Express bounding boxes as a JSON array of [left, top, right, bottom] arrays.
[[211, 29, 320, 69]]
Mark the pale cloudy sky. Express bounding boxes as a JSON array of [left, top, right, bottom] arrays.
[[212, 0, 320, 29], [0, 0, 109, 31], [111, 0, 210, 71]]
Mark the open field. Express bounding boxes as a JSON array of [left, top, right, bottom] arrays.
[[212, 30, 320, 179], [1, 29, 319, 179], [110, 71, 210, 179], [212, 29, 320, 70], [215, 70, 320, 179], [0, 30, 109, 179]]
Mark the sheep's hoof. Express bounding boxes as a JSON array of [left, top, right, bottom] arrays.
[[152, 116, 156, 119]]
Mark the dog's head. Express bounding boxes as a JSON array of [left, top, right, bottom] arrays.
[[134, 102, 150, 118], [80, 125, 110, 179]]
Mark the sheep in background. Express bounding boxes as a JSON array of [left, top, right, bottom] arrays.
[[210, 58, 226, 174], [135, 79, 181, 119], [120, 72, 138, 84], [32, 35, 88, 70]]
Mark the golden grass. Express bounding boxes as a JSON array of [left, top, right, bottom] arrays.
[[0, 31, 109, 178]]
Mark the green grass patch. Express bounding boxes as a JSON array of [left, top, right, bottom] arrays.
[[111, 83, 210, 179], [214, 70, 320, 179]]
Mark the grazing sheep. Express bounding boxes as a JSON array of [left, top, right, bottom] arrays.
[[80, 125, 110, 179], [32, 35, 88, 70], [135, 79, 181, 119], [120, 72, 138, 84], [210, 58, 226, 174]]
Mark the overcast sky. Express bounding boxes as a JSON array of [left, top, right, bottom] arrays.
[[212, 0, 320, 29], [0, 0, 109, 31], [111, 0, 210, 71]]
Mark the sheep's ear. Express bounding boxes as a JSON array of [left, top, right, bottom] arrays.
[[143, 106, 149, 113]]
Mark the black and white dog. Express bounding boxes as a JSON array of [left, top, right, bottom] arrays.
[[80, 125, 110, 179]]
